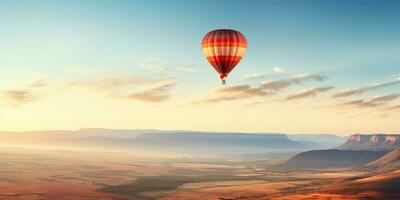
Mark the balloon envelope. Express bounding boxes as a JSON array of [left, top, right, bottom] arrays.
[[202, 29, 247, 81]]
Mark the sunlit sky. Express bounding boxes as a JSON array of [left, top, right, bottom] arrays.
[[1, 0, 400, 134]]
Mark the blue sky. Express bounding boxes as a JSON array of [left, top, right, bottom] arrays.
[[2, 0, 400, 81], [0, 0, 400, 133]]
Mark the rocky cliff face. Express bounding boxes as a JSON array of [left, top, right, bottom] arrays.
[[338, 134, 400, 150]]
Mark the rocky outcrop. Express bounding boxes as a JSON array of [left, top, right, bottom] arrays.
[[338, 134, 400, 151]]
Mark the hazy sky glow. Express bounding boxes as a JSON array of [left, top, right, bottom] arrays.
[[1, 0, 400, 134]]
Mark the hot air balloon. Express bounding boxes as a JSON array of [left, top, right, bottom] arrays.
[[202, 29, 247, 84]]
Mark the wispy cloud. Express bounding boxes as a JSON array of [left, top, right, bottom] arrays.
[[371, 94, 399, 103], [29, 79, 48, 88], [291, 73, 326, 82], [69, 72, 179, 103], [339, 94, 399, 108], [245, 73, 265, 80], [333, 79, 400, 98], [174, 66, 198, 73], [68, 74, 158, 91], [195, 73, 327, 104], [273, 66, 286, 73], [259, 80, 290, 91], [260, 74, 326, 91], [385, 104, 400, 111], [193, 84, 270, 104], [147, 65, 166, 73], [141, 57, 167, 73], [340, 99, 380, 108], [113, 82, 177, 103], [0, 79, 49, 107], [2, 67, 181, 106], [286, 87, 334, 101], [142, 58, 198, 74], [1, 90, 36, 107], [148, 65, 199, 74]]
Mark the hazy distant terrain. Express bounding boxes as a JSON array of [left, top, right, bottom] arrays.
[[0, 129, 345, 159], [0, 130, 399, 199], [287, 134, 346, 149]]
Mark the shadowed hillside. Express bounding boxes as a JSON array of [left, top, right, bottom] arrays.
[[281, 150, 388, 169], [364, 148, 400, 172]]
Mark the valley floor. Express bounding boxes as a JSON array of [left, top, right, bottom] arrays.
[[0, 146, 398, 200]]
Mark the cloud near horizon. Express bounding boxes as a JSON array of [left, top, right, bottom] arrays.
[[286, 87, 334, 101], [69, 73, 179, 103], [1, 70, 179, 106], [68, 73, 169, 91], [111, 82, 177, 103], [1, 90, 37, 107], [333, 79, 400, 98], [339, 94, 399, 109], [0, 79, 49, 107]]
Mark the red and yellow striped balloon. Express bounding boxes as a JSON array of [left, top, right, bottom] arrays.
[[202, 29, 247, 84]]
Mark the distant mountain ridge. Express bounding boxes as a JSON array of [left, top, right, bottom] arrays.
[[0, 129, 346, 148], [287, 134, 346, 149], [338, 134, 400, 151], [0, 129, 317, 158], [77, 132, 311, 156], [134, 132, 306, 149]]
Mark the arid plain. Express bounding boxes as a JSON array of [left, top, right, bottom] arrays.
[[0, 141, 398, 200]]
